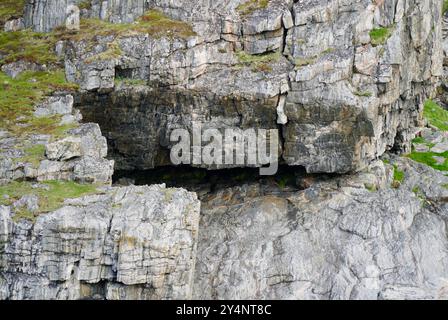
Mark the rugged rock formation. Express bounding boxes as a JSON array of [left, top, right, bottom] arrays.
[[1, 0, 448, 301], [64, 0, 442, 173], [0, 184, 200, 300], [194, 158, 448, 299], [0, 94, 114, 184]]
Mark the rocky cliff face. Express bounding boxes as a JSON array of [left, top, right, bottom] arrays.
[[59, 0, 442, 174], [0, 185, 200, 300], [1, 0, 448, 300]]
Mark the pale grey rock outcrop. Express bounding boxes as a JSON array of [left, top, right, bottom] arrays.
[[0, 184, 201, 300], [0, 95, 114, 184], [60, 0, 442, 173], [194, 158, 448, 300], [3, 18, 24, 32], [2, 0, 447, 301]]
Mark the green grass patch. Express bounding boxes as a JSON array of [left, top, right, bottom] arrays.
[[408, 150, 448, 172], [423, 100, 448, 131], [15, 144, 46, 167], [0, 70, 78, 134], [54, 9, 195, 42], [78, 0, 93, 10], [0, 180, 100, 223], [85, 41, 123, 63], [412, 136, 426, 144], [392, 164, 404, 188], [444, 0, 448, 14], [0, 0, 25, 27], [370, 26, 394, 46], [294, 56, 317, 68], [236, 50, 280, 72], [354, 91, 373, 97], [237, 0, 270, 16], [0, 31, 60, 65], [364, 183, 377, 192]]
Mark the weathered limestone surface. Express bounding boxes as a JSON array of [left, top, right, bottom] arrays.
[[0, 185, 201, 300], [1, 0, 447, 301], [0, 95, 114, 184], [60, 0, 441, 173], [194, 158, 448, 300]]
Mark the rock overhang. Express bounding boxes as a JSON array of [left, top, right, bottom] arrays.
[[19, 0, 444, 174]]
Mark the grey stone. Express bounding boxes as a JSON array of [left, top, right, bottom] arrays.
[[4, 18, 24, 32], [0, 185, 200, 300], [1, 61, 44, 79]]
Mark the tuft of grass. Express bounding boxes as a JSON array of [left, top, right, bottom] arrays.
[[444, 0, 448, 14], [370, 26, 394, 46], [0, 180, 100, 223], [78, 0, 93, 10], [354, 91, 373, 97], [0, 31, 59, 65], [15, 144, 46, 167], [423, 99, 448, 131], [275, 174, 296, 190], [237, 0, 270, 16], [236, 50, 280, 72], [408, 150, 448, 172], [54, 9, 196, 42], [294, 56, 317, 68], [0, 70, 78, 134], [0, 0, 25, 27], [392, 164, 404, 188], [85, 41, 123, 63], [412, 136, 426, 144]]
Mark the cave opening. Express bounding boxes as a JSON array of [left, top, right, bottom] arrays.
[[113, 165, 342, 199]]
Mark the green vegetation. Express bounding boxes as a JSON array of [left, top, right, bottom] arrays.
[[0, 27, 79, 136], [275, 174, 296, 190], [0, 181, 100, 223], [354, 91, 373, 98], [0, 70, 78, 134], [407, 100, 448, 172], [78, 0, 93, 10], [294, 56, 317, 68], [412, 136, 426, 145], [423, 99, 448, 131], [408, 150, 448, 171], [0, 31, 59, 65], [85, 41, 123, 63], [236, 50, 281, 72], [444, 0, 448, 14], [237, 0, 270, 16], [370, 26, 394, 46], [54, 9, 195, 42], [0, 0, 25, 27], [392, 164, 404, 188], [0, 9, 194, 136], [15, 144, 46, 167], [412, 186, 427, 203]]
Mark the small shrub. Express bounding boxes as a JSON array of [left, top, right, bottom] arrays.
[[370, 26, 394, 46]]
